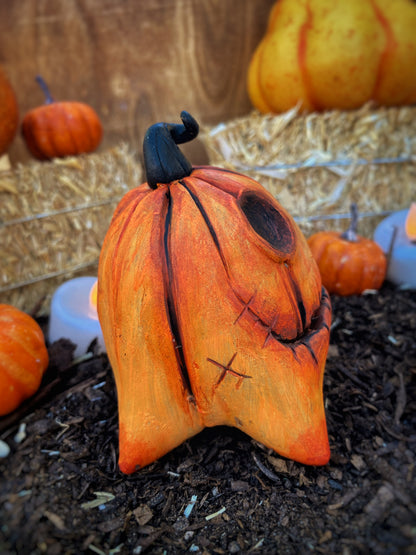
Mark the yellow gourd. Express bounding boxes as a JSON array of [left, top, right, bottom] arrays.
[[248, 0, 416, 113]]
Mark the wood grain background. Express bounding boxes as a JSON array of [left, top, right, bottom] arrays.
[[0, 0, 275, 166]]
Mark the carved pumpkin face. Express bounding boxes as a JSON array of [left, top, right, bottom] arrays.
[[98, 112, 331, 474]]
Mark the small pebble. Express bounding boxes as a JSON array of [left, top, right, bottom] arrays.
[[328, 479, 343, 491], [228, 541, 241, 553], [14, 422, 27, 444], [0, 439, 10, 458]]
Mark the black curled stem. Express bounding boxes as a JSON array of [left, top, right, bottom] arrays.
[[143, 111, 199, 190]]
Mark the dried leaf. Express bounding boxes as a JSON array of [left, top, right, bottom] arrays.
[[134, 504, 154, 526], [351, 454, 366, 471], [44, 510, 66, 531], [298, 471, 312, 487], [267, 455, 289, 474], [81, 491, 115, 510]]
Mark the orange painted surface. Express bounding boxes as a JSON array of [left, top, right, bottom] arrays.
[[98, 167, 332, 473]]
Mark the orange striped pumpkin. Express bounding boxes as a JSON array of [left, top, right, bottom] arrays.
[[22, 76, 102, 160], [0, 305, 49, 416]]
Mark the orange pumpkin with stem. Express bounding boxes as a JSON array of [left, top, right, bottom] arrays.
[[98, 111, 332, 474], [21, 76, 103, 160], [307, 204, 387, 296], [0, 305, 49, 416]]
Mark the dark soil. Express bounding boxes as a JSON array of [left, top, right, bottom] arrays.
[[0, 283, 415, 555]]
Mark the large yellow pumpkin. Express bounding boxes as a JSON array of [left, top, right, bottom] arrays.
[[98, 112, 331, 474], [248, 0, 416, 113]]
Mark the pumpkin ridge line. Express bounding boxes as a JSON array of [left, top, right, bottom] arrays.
[[162, 188, 195, 401], [63, 103, 83, 155], [111, 195, 145, 288], [192, 167, 246, 195], [75, 103, 95, 152], [300, 340, 318, 365], [298, 0, 318, 111], [369, 0, 397, 101], [39, 108, 55, 160], [179, 180, 229, 272]]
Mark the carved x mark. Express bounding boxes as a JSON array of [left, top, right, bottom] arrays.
[[207, 352, 252, 390], [233, 292, 257, 325], [262, 312, 279, 349]]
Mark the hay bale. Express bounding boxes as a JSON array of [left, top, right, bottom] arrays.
[[202, 104, 416, 238], [0, 145, 142, 314]]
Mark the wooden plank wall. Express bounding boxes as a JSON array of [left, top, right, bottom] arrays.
[[0, 0, 274, 166]]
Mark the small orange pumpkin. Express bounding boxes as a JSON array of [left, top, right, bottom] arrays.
[[98, 111, 332, 473], [21, 76, 103, 160], [307, 204, 387, 296], [0, 66, 19, 155], [0, 304, 49, 416]]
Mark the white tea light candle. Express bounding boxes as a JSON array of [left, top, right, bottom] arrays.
[[374, 207, 416, 289], [49, 277, 105, 357]]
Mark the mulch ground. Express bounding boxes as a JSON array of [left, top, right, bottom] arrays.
[[0, 282, 415, 554]]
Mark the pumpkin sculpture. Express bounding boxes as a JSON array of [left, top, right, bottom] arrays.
[[0, 66, 19, 155], [98, 112, 332, 473], [248, 0, 416, 113], [308, 204, 387, 296], [21, 76, 103, 160], [0, 305, 49, 416]]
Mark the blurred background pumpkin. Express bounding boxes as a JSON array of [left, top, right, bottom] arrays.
[[21, 76, 103, 160], [307, 205, 387, 296], [0, 66, 18, 156], [247, 0, 416, 113], [0, 304, 49, 416]]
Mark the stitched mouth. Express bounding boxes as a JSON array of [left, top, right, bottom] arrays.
[[282, 287, 331, 344], [253, 287, 331, 358]]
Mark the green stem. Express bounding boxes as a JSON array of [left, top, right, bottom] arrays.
[[341, 203, 359, 242]]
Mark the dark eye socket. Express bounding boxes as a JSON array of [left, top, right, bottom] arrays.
[[239, 191, 295, 255]]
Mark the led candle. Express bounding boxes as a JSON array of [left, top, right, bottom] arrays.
[[49, 276, 105, 357], [374, 205, 416, 289]]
